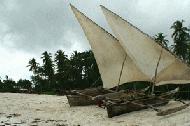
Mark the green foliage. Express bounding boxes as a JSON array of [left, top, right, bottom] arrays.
[[154, 33, 169, 48], [54, 50, 69, 75], [27, 58, 39, 75], [17, 79, 32, 91], [25, 50, 103, 93], [171, 20, 190, 61], [41, 51, 55, 80], [0, 76, 18, 92]]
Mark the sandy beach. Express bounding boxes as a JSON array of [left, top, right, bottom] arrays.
[[0, 93, 190, 126]]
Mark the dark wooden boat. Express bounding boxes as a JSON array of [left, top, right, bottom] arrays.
[[66, 87, 115, 107], [106, 97, 169, 118], [67, 88, 146, 107], [105, 88, 179, 118], [66, 86, 151, 107], [67, 94, 96, 106]]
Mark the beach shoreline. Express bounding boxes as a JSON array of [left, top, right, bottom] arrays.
[[0, 93, 190, 126]]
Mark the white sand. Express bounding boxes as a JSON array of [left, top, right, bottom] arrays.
[[0, 93, 190, 126]]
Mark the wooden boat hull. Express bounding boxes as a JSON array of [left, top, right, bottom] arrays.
[[106, 101, 147, 118], [66, 88, 114, 106], [66, 95, 96, 107], [106, 88, 179, 117], [106, 97, 169, 118], [67, 89, 146, 107]]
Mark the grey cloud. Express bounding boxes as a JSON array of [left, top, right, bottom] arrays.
[[0, 0, 190, 80], [0, 0, 190, 54], [71, 0, 190, 44], [0, 0, 90, 53]]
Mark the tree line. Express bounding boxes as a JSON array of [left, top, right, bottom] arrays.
[[27, 50, 102, 93], [0, 20, 190, 95], [0, 50, 102, 94]]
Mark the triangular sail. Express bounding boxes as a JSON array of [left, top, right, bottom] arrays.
[[101, 5, 190, 85], [70, 5, 150, 88]]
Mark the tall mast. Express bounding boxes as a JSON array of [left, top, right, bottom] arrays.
[[116, 55, 127, 91], [151, 47, 163, 95]]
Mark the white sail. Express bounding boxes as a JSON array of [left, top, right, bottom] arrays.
[[156, 60, 190, 85], [70, 5, 150, 88], [101, 5, 190, 85]]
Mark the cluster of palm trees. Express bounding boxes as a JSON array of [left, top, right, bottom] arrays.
[[27, 50, 102, 93], [154, 20, 190, 63]]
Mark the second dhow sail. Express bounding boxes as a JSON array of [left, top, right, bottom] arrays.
[[101, 5, 190, 85], [70, 5, 150, 89]]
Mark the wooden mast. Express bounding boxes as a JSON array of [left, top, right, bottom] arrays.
[[116, 55, 127, 91], [151, 47, 164, 95]]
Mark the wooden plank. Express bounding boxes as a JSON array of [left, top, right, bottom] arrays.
[[157, 104, 190, 116]]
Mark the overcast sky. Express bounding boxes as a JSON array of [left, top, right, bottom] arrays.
[[0, 0, 190, 80]]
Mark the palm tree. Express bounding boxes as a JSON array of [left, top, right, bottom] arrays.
[[154, 33, 169, 48], [27, 58, 39, 75], [41, 51, 55, 89], [83, 51, 102, 87], [171, 20, 190, 60], [54, 50, 69, 74], [70, 51, 83, 82], [54, 50, 70, 89], [41, 51, 54, 80]]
